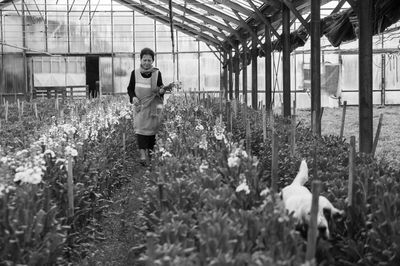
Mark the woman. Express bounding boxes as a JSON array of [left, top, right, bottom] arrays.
[[127, 48, 166, 166]]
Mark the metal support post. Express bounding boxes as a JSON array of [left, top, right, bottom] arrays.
[[282, 4, 291, 117], [359, 0, 373, 153], [311, 0, 321, 135], [265, 23, 272, 111], [251, 27, 258, 109]]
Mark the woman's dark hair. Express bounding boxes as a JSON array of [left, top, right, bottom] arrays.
[[140, 48, 155, 60]]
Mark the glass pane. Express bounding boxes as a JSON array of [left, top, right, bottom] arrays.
[[3, 9, 23, 52], [47, 1, 68, 53], [25, 0, 46, 52], [113, 11, 134, 52], [3, 54, 24, 93], [134, 15, 155, 51], [156, 23, 173, 53], [69, 5, 90, 53], [114, 56, 134, 94], [156, 53, 175, 84], [99, 57, 112, 94], [179, 53, 198, 90], [200, 52, 220, 91], [91, 11, 111, 53], [177, 32, 198, 52]]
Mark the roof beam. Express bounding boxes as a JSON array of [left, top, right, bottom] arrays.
[[331, 0, 347, 14], [156, 0, 235, 34], [185, 0, 241, 26], [115, 0, 220, 48], [281, 0, 310, 33], [213, 0, 253, 16], [346, 0, 357, 10], [139, 0, 226, 40], [246, 0, 280, 39], [232, 10, 265, 53]]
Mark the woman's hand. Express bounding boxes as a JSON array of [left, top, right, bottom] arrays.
[[132, 97, 141, 112]]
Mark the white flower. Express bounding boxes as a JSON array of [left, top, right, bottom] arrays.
[[44, 149, 56, 158], [199, 135, 208, 150], [236, 180, 250, 194], [227, 155, 240, 168], [252, 156, 259, 167], [14, 167, 43, 184], [65, 146, 78, 157], [0, 156, 9, 164], [195, 124, 204, 131], [260, 187, 270, 197], [199, 161, 209, 173], [175, 115, 182, 123], [169, 132, 178, 140]]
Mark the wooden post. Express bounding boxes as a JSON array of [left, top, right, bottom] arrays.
[[122, 132, 126, 152], [293, 100, 296, 116], [306, 180, 322, 263], [291, 115, 296, 156], [246, 119, 251, 155], [5, 101, 8, 122], [262, 106, 267, 143], [34, 102, 38, 119], [371, 114, 383, 157], [17, 99, 21, 120], [340, 101, 347, 138], [67, 155, 74, 217], [158, 183, 164, 212], [348, 136, 356, 206]]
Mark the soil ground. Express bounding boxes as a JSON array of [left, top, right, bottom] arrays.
[[297, 105, 400, 169]]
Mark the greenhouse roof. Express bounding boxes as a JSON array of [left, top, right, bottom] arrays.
[[1, 0, 399, 54], [114, 0, 336, 50]]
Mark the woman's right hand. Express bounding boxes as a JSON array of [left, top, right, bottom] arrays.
[[132, 97, 141, 112]]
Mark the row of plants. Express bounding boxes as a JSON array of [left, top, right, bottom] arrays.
[[131, 94, 400, 265], [0, 97, 139, 265]]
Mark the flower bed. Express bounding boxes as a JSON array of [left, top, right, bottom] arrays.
[[133, 94, 400, 266], [0, 97, 137, 264]]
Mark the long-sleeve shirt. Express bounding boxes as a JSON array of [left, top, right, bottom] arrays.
[[127, 70, 163, 103]]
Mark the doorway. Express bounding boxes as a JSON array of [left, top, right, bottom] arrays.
[[86, 56, 99, 98]]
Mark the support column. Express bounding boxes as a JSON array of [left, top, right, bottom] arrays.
[[282, 4, 291, 117], [234, 41, 240, 99], [311, 0, 321, 134], [242, 44, 248, 104], [45, 0, 48, 52], [228, 47, 233, 100], [111, 0, 114, 94], [265, 23, 272, 111], [251, 27, 258, 109], [222, 51, 228, 99], [67, 0, 70, 53], [359, 0, 373, 153], [22, 0, 28, 100]]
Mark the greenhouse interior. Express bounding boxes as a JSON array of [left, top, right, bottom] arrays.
[[1, 0, 400, 265]]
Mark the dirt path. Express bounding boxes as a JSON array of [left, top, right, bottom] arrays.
[[78, 151, 150, 266]]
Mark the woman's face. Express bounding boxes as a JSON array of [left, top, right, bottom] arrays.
[[141, 54, 154, 70]]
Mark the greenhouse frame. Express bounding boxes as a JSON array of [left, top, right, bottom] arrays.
[[0, 0, 400, 151]]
